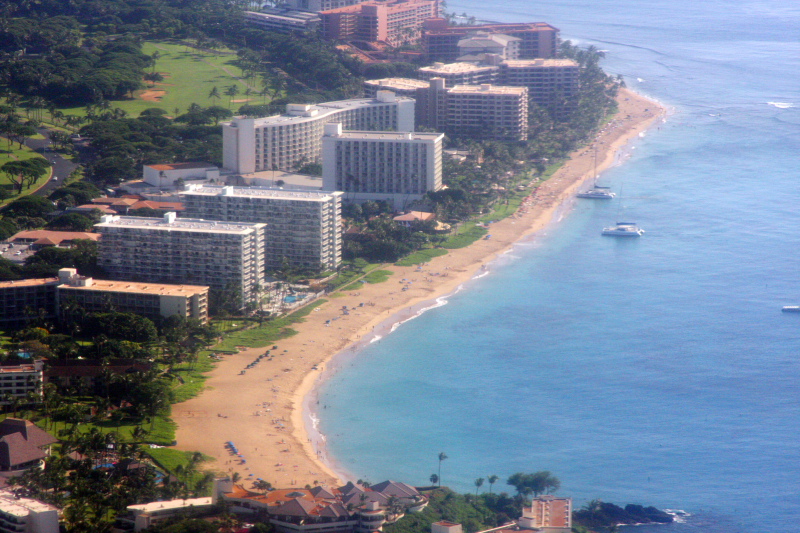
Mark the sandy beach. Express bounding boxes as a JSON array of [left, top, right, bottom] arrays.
[[172, 88, 667, 490]]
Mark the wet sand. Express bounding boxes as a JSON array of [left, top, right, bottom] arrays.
[[172, 88, 667, 490]]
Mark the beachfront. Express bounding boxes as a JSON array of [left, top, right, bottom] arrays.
[[172, 88, 667, 489]]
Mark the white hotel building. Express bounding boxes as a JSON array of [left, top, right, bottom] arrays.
[[0, 490, 58, 533], [95, 213, 265, 308], [322, 123, 443, 209], [181, 185, 343, 270], [222, 91, 415, 175]]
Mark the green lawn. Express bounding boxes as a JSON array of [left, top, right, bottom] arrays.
[[211, 299, 327, 351], [395, 248, 448, 266], [0, 139, 53, 205], [59, 40, 261, 118], [362, 269, 393, 284]]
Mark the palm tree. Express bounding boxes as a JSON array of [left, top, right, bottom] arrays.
[[224, 85, 240, 109], [429, 474, 438, 486], [208, 86, 221, 106], [437, 452, 448, 487], [487, 474, 499, 493], [474, 477, 484, 495]]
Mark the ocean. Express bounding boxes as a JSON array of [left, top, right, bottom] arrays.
[[316, 1, 800, 532]]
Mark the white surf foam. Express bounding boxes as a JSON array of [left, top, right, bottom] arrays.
[[369, 335, 383, 343], [388, 286, 463, 332], [472, 270, 490, 280], [767, 101, 795, 109]]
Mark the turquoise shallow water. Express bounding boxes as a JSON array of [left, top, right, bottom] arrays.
[[317, 1, 800, 531]]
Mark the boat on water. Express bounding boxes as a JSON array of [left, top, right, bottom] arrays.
[[781, 306, 800, 313], [602, 222, 645, 237], [577, 186, 616, 199]]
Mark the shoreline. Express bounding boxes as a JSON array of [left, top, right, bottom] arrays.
[[172, 87, 668, 490]]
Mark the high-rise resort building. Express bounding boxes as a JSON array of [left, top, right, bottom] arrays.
[[498, 58, 581, 108], [319, 0, 437, 46], [283, 0, 366, 12], [180, 185, 343, 270], [222, 91, 414, 175], [322, 123, 443, 209], [421, 19, 559, 62], [439, 82, 529, 141], [364, 78, 529, 141], [95, 213, 265, 309]]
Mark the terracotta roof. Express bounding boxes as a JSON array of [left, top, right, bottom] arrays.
[[74, 204, 116, 214], [8, 230, 101, 245], [32, 237, 57, 246], [0, 419, 57, 470], [393, 211, 436, 223], [129, 200, 185, 211], [271, 497, 316, 518], [92, 197, 139, 206]]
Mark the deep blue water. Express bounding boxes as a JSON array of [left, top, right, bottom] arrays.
[[317, 1, 800, 532]]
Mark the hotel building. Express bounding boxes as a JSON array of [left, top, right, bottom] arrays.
[[365, 78, 529, 141], [222, 92, 414, 174], [320, 0, 437, 46], [0, 361, 43, 405], [422, 20, 559, 62], [437, 81, 528, 141], [244, 9, 321, 33], [56, 270, 209, 323], [0, 489, 59, 533], [181, 185, 343, 270], [499, 59, 580, 107], [0, 278, 58, 329], [0, 269, 208, 326], [518, 496, 573, 533], [95, 213, 265, 308], [283, 0, 366, 12], [322, 123, 443, 209]]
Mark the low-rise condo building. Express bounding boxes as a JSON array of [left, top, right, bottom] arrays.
[[322, 123, 443, 209], [0, 269, 208, 326], [320, 0, 437, 46], [95, 213, 265, 309], [222, 91, 414, 174], [56, 268, 209, 323], [181, 185, 343, 270], [0, 489, 59, 533], [244, 9, 321, 32], [0, 361, 43, 405], [422, 20, 559, 62]]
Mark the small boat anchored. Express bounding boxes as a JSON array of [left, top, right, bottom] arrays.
[[781, 306, 800, 313], [602, 222, 645, 237], [578, 146, 615, 199], [577, 186, 616, 199]]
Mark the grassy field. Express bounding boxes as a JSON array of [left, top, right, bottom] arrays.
[[395, 248, 449, 266], [211, 299, 327, 352], [362, 269, 393, 284], [0, 139, 53, 205], [59, 40, 260, 118]]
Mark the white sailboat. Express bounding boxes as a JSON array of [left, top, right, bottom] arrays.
[[602, 184, 644, 237], [578, 145, 616, 199]]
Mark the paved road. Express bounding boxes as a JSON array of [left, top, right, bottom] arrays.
[[24, 127, 79, 196]]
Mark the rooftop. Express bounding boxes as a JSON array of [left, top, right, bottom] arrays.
[[58, 279, 208, 297], [231, 95, 413, 128], [146, 162, 216, 171], [0, 277, 58, 289], [365, 78, 430, 90], [7, 230, 101, 244], [181, 186, 341, 202], [326, 130, 444, 141], [448, 84, 528, 96], [95, 214, 265, 234], [420, 62, 498, 74], [502, 58, 579, 68], [128, 497, 213, 514], [0, 490, 58, 517]]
